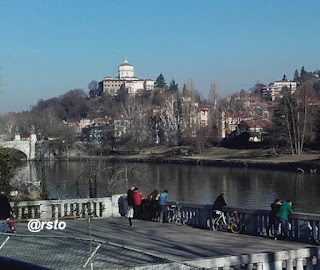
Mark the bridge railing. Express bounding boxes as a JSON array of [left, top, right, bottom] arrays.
[[9, 194, 125, 221], [165, 201, 319, 243], [10, 195, 320, 243]]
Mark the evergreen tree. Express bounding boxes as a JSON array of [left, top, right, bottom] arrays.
[[182, 83, 188, 96], [293, 69, 300, 82], [155, 73, 167, 89], [168, 78, 179, 92], [300, 66, 307, 77]]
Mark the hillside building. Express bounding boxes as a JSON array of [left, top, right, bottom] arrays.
[[262, 75, 297, 101], [99, 59, 154, 96]]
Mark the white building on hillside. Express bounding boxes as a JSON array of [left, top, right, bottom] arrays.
[[262, 75, 297, 101], [99, 59, 154, 96]]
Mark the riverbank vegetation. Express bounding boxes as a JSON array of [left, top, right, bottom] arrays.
[[1, 67, 320, 158]]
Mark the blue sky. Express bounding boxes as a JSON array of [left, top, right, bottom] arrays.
[[0, 0, 319, 113]]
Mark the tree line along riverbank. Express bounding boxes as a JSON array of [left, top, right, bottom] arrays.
[[66, 146, 320, 173]]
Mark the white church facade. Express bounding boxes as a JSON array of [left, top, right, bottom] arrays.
[[99, 59, 154, 96]]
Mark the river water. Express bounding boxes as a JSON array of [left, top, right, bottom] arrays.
[[12, 161, 319, 214]]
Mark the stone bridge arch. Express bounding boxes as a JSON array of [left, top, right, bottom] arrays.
[[0, 132, 37, 160]]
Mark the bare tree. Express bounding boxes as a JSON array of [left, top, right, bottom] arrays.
[[275, 84, 316, 154], [208, 82, 221, 138], [181, 79, 198, 140], [296, 82, 317, 153], [88, 80, 98, 91], [119, 94, 153, 149], [78, 160, 151, 197], [208, 81, 219, 109], [158, 91, 182, 145], [0, 113, 17, 139]]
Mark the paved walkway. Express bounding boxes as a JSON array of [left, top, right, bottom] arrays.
[[14, 217, 312, 262]]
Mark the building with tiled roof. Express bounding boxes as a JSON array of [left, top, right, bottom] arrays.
[[237, 119, 272, 142]]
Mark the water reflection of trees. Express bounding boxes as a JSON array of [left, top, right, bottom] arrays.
[[12, 161, 320, 213]]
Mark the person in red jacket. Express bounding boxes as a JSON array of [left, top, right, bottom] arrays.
[[133, 188, 143, 219]]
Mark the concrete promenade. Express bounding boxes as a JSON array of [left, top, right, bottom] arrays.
[[14, 216, 312, 262]]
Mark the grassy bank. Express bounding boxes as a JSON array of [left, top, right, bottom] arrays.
[[68, 146, 320, 173]]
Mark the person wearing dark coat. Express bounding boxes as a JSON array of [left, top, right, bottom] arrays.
[[213, 193, 227, 211], [212, 193, 227, 219], [266, 199, 281, 237], [127, 187, 135, 208], [146, 189, 158, 221], [0, 193, 13, 233]]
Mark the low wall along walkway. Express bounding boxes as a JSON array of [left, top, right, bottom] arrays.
[[9, 194, 125, 221], [10, 195, 319, 243]]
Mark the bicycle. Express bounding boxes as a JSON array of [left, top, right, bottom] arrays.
[[167, 204, 186, 225], [212, 210, 243, 234]]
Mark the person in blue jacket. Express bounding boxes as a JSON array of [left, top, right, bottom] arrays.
[[158, 190, 168, 223]]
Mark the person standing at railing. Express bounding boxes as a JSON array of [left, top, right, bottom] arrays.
[[0, 192, 13, 233], [266, 199, 281, 238], [146, 189, 158, 221], [127, 186, 135, 208], [274, 200, 293, 240], [127, 205, 134, 227], [126, 186, 135, 226], [133, 188, 143, 219], [158, 190, 169, 223]]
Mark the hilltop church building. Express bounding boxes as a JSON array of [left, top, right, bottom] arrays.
[[98, 59, 154, 96]]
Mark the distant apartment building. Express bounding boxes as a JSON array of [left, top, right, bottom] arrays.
[[78, 118, 108, 132], [197, 105, 209, 128], [81, 125, 104, 143], [79, 116, 131, 143], [262, 76, 297, 101], [79, 118, 108, 143], [107, 117, 132, 139], [99, 59, 154, 96], [240, 95, 262, 108]]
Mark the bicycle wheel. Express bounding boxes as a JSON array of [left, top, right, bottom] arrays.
[[230, 219, 243, 234], [212, 218, 223, 231], [174, 216, 183, 226], [167, 212, 173, 223]]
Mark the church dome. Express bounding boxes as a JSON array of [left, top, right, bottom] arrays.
[[118, 59, 134, 79], [119, 59, 133, 66]]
